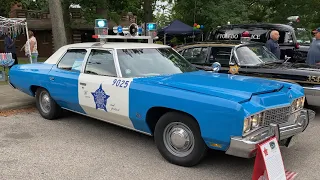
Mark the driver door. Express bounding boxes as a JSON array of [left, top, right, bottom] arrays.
[[78, 49, 134, 129]]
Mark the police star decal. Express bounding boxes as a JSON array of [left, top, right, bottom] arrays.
[[91, 84, 110, 112]]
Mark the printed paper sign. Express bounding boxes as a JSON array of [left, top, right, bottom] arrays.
[[260, 137, 286, 180]]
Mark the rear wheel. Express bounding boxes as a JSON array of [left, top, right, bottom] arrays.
[[154, 112, 208, 167], [35, 87, 61, 120]]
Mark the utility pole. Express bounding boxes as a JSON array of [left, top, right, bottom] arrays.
[[48, 0, 67, 51]]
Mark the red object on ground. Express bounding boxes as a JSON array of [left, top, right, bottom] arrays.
[[252, 137, 298, 180]]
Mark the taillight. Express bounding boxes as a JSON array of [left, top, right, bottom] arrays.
[[295, 43, 300, 49]]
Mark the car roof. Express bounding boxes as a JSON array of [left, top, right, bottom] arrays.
[[217, 23, 294, 31], [44, 42, 170, 64], [176, 41, 264, 50], [62, 42, 170, 49]]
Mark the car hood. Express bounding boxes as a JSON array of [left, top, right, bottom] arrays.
[[136, 71, 284, 103]]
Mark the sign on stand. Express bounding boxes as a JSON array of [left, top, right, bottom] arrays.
[[252, 137, 298, 180]]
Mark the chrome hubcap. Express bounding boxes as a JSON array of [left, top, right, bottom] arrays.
[[163, 122, 195, 157], [39, 91, 51, 113]]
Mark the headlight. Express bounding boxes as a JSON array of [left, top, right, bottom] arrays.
[[243, 117, 251, 133], [292, 96, 305, 111], [243, 112, 264, 134], [252, 114, 262, 128]]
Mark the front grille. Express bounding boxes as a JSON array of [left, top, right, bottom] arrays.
[[263, 106, 291, 126]]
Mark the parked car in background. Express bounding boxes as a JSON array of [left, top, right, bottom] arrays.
[[177, 34, 320, 108], [206, 22, 312, 63]]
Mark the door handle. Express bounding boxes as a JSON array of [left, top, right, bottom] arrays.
[[49, 77, 54, 81], [80, 82, 86, 86]]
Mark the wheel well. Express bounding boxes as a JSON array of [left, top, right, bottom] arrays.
[[145, 107, 198, 134], [30, 85, 41, 96]]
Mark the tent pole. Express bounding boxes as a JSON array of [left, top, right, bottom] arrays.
[[25, 22, 32, 64]]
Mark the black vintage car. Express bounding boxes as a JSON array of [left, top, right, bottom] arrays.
[[176, 40, 320, 107], [206, 23, 313, 63]]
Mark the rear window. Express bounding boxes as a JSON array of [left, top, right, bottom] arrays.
[[209, 28, 294, 44]]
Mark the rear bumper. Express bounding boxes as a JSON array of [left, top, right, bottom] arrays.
[[225, 109, 315, 158]]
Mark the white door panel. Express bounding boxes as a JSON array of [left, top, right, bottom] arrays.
[[78, 73, 134, 128]]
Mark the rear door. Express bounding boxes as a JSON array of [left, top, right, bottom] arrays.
[[78, 48, 135, 129]]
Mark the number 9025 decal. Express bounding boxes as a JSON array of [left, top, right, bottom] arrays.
[[112, 79, 130, 88]]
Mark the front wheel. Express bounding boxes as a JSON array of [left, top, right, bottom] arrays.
[[35, 87, 61, 120], [154, 112, 208, 167]]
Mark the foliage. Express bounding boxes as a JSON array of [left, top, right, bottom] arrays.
[[71, 0, 144, 23], [171, 0, 320, 31], [0, 0, 49, 17], [0, 0, 13, 17], [154, 1, 173, 28], [20, 0, 49, 11]]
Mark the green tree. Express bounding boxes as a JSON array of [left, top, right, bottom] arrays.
[[172, 0, 320, 31], [71, 0, 144, 23]]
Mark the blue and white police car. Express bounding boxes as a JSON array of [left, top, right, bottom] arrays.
[[8, 24, 315, 167]]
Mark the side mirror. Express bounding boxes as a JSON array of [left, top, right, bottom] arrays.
[[212, 62, 221, 73]]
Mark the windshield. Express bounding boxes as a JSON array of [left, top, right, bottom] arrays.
[[235, 45, 279, 66], [295, 28, 312, 44], [117, 48, 198, 78]]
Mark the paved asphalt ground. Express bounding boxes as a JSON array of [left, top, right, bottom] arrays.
[[0, 108, 320, 180]]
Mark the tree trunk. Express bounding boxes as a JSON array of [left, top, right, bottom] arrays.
[[62, 0, 73, 44], [143, 0, 153, 35], [48, 0, 67, 51]]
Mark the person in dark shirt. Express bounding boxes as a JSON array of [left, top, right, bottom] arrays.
[[4, 32, 18, 67], [265, 30, 281, 59], [306, 28, 320, 65]]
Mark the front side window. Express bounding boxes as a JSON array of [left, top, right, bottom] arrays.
[[235, 45, 279, 66], [209, 47, 232, 66], [117, 48, 197, 78], [84, 49, 117, 77], [57, 49, 87, 71]]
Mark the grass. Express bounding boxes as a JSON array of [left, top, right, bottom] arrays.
[[0, 57, 47, 85]]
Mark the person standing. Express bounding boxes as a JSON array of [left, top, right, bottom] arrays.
[[4, 32, 18, 67], [24, 30, 38, 63], [306, 27, 320, 65], [265, 30, 281, 59]]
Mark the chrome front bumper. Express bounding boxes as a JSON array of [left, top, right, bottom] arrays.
[[225, 109, 315, 158]]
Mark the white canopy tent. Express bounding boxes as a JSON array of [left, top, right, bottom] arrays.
[[0, 16, 32, 63]]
